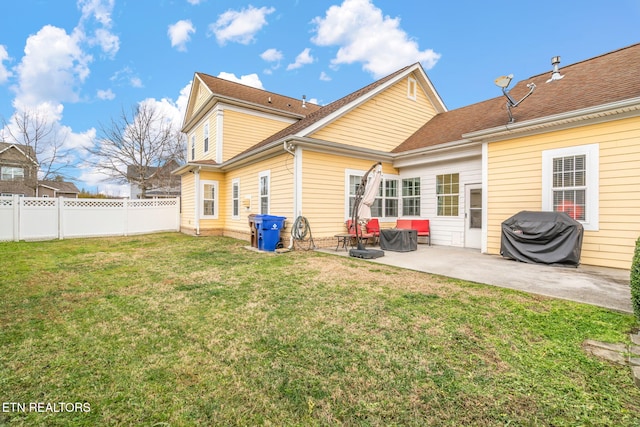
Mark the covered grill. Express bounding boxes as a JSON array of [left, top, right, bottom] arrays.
[[500, 211, 584, 267]]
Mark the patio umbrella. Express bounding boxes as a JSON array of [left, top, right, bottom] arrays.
[[357, 163, 382, 220]]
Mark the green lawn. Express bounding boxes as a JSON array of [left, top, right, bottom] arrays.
[[1, 233, 639, 426]]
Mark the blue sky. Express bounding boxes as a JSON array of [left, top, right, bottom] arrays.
[[1, 0, 639, 195]]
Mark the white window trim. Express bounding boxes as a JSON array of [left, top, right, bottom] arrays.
[[542, 143, 599, 231], [259, 170, 270, 215], [200, 179, 219, 219], [203, 123, 209, 153], [345, 168, 400, 221], [190, 134, 196, 160], [231, 178, 240, 219]]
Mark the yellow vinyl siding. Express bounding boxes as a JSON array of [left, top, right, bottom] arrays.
[[223, 110, 295, 162], [309, 75, 437, 151], [189, 115, 218, 162], [180, 172, 195, 230], [193, 82, 209, 113], [223, 154, 294, 235], [300, 150, 397, 238], [486, 116, 640, 269], [198, 171, 226, 230]]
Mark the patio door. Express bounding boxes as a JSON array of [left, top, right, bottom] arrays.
[[465, 184, 482, 249]]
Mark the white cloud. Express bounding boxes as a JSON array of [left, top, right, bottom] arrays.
[[312, 0, 441, 78], [93, 28, 120, 58], [110, 67, 143, 88], [186, 0, 203, 4], [168, 20, 196, 51], [0, 45, 12, 84], [13, 25, 92, 110], [77, 0, 115, 27], [217, 72, 264, 89], [261, 48, 283, 62], [77, 0, 119, 57], [319, 71, 331, 82], [287, 48, 314, 70], [97, 88, 115, 100], [175, 81, 192, 118], [209, 5, 275, 45]]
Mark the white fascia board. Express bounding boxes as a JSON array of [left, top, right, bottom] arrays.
[[464, 97, 640, 141], [391, 139, 481, 168], [0, 144, 39, 165], [289, 137, 393, 162]]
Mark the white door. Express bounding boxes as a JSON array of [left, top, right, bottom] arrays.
[[465, 184, 482, 249]]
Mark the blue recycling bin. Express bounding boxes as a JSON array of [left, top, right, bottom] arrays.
[[254, 215, 286, 251]]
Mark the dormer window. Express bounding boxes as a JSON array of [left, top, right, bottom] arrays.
[[407, 77, 417, 101]]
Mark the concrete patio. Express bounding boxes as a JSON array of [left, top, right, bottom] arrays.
[[321, 244, 633, 314]]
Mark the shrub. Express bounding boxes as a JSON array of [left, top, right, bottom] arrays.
[[631, 236, 640, 321]]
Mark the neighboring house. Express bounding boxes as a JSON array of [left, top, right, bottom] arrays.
[[127, 159, 182, 199], [175, 43, 640, 270], [37, 180, 80, 198], [0, 142, 39, 196]]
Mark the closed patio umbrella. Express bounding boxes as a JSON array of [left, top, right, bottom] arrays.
[[357, 163, 382, 220]]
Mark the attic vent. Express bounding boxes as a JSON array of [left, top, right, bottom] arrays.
[[546, 56, 564, 83]]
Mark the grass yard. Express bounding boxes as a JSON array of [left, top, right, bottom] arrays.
[[1, 233, 639, 426]]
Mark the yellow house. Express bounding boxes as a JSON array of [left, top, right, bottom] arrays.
[[173, 63, 446, 247], [393, 43, 640, 270], [175, 42, 640, 270]]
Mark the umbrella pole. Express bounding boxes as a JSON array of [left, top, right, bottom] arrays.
[[351, 162, 381, 251]]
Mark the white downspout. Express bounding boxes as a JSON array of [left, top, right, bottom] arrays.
[[284, 141, 297, 249], [194, 167, 201, 235]]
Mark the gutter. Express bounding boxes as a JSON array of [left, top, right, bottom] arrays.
[[464, 97, 640, 141]]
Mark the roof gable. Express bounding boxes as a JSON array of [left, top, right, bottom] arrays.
[[38, 180, 80, 194], [394, 42, 640, 152], [183, 73, 322, 131], [230, 62, 446, 160], [0, 142, 38, 164]]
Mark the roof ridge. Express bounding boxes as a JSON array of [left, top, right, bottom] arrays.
[[526, 41, 640, 81], [195, 72, 319, 107]]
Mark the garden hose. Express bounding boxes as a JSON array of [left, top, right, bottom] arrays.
[[290, 215, 316, 250]]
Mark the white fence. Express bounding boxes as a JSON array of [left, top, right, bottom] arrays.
[[0, 196, 180, 241]]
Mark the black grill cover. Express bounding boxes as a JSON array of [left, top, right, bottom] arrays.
[[380, 229, 417, 252], [500, 211, 584, 266]]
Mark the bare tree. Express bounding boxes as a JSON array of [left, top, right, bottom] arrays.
[[87, 102, 185, 198], [1, 108, 72, 182]]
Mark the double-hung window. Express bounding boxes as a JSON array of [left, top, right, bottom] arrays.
[[259, 171, 270, 214], [201, 180, 218, 218], [232, 179, 240, 219], [436, 173, 459, 216], [402, 177, 420, 216], [203, 123, 209, 153], [347, 171, 399, 218], [191, 135, 195, 160], [1, 166, 24, 181], [542, 144, 599, 230]]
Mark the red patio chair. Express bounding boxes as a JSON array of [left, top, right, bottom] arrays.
[[365, 218, 380, 245]]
